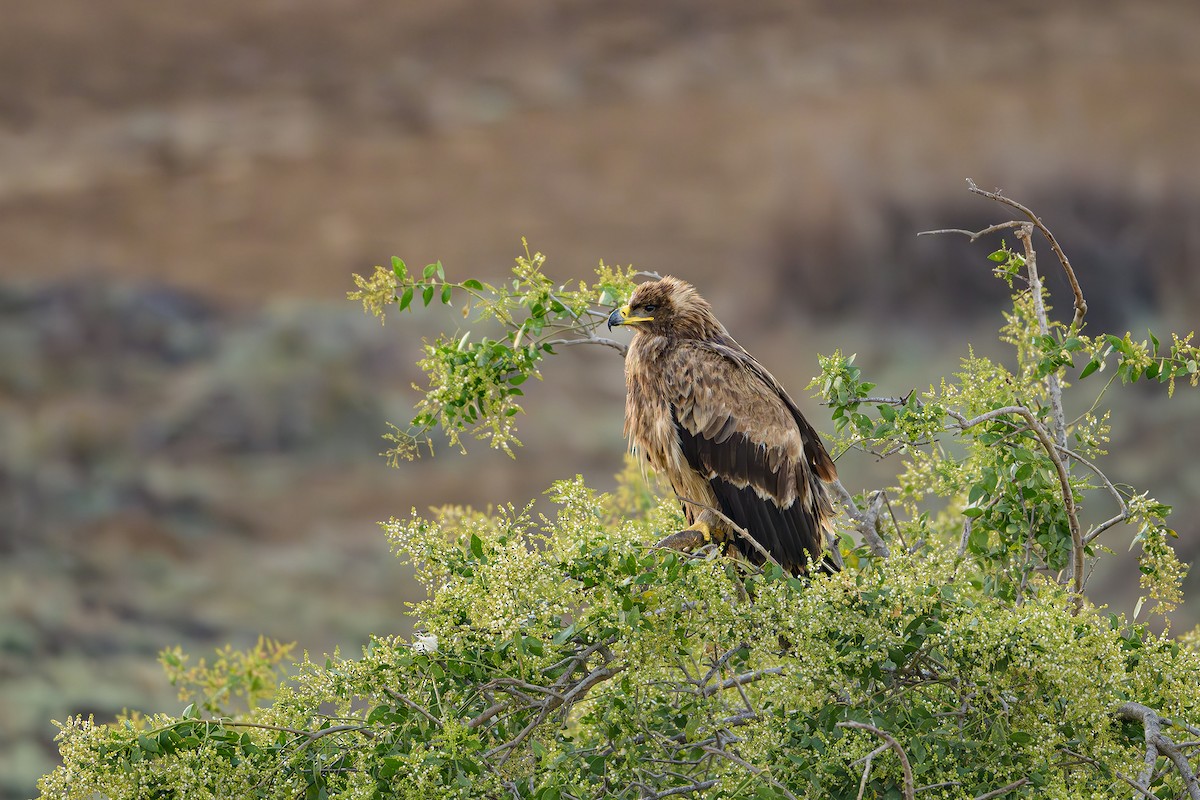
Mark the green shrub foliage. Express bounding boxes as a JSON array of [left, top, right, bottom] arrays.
[[39, 187, 1200, 799]]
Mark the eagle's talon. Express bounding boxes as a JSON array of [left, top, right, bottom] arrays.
[[655, 516, 728, 553], [654, 528, 709, 552]]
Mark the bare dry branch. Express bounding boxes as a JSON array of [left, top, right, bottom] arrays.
[[675, 496, 786, 570], [385, 690, 443, 728], [1012, 224, 1067, 452], [1054, 443, 1131, 545], [916, 220, 1028, 241], [700, 644, 749, 689], [964, 178, 1087, 330]]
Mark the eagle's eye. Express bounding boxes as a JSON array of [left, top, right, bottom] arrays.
[[642, 304, 657, 313]]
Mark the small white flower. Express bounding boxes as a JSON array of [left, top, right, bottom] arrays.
[[413, 633, 439, 653]]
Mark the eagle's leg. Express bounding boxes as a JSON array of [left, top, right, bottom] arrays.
[[654, 509, 729, 553]]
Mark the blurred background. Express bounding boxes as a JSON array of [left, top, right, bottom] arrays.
[[2, 2, 1199, 795]]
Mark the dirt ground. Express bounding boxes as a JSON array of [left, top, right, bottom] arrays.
[[2, 2, 1200, 796]]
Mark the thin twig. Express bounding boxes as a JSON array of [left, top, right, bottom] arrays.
[[675, 496, 784, 570], [1053, 443, 1131, 545], [916, 220, 1028, 241], [385, 690, 443, 728], [963, 178, 1087, 330], [972, 777, 1029, 800], [647, 780, 720, 798], [947, 405, 1083, 602], [836, 722, 915, 800], [1060, 748, 1163, 800], [700, 644, 749, 688], [701, 746, 800, 800], [1012, 224, 1067, 452], [700, 668, 784, 698]]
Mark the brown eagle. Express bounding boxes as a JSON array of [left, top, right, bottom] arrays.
[[608, 277, 838, 574]]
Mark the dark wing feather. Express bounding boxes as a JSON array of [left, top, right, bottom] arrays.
[[667, 340, 836, 574], [675, 420, 822, 572]]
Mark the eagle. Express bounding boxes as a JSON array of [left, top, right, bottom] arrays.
[[608, 277, 839, 574]]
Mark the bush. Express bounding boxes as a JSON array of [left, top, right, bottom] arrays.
[[38, 185, 1200, 799]]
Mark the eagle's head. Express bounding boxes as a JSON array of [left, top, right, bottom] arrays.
[[607, 276, 726, 341]]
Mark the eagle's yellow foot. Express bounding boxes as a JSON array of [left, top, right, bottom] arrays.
[[654, 514, 728, 552]]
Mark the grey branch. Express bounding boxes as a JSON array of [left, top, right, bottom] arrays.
[[542, 335, 628, 356], [836, 721, 914, 800], [1012, 224, 1068, 453], [700, 668, 784, 698], [916, 220, 1027, 241], [1117, 702, 1200, 800], [831, 481, 890, 558], [674, 495, 786, 571], [1060, 748, 1164, 800]]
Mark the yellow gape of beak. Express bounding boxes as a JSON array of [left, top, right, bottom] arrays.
[[608, 304, 655, 330]]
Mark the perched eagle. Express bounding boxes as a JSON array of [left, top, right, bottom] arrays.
[[608, 277, 838, 574]]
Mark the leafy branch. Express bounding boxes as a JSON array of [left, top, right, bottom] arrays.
[[349, 241, 653, 461], [815, 182, 1191, 622]]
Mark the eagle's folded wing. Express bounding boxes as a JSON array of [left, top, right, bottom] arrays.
[[665, 341, 835, 572]]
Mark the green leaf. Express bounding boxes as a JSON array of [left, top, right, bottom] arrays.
[[391, 256, 406, 279], [463, 279, 483, 291], [987, 249, 1008, 262], [1079, 358, 1100, 379], [399, 286, 414, 312], [441, 283, 453, 305], [470, 533, 484, 560], [435, 261, 445, 280], [423, 263, 438, 280], [422, 285, 435, 307]]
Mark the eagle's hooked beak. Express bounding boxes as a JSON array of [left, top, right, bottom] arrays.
[[607, 304, 654, 330]]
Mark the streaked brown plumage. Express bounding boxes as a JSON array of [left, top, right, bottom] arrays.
[[607, 277, 838, 574]]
